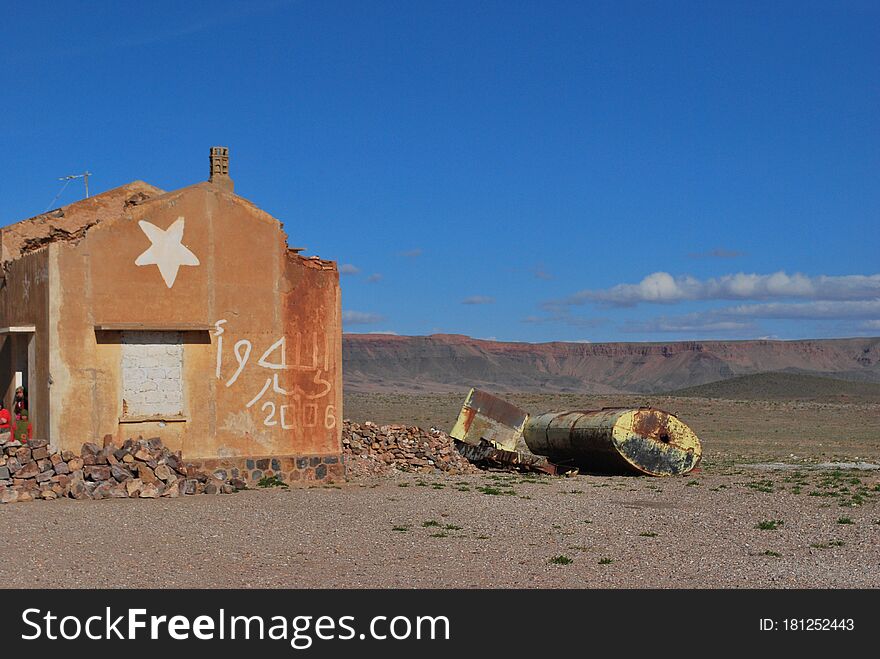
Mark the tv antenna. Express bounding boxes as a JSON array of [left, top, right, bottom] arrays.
[[46, 170, 92, 212]]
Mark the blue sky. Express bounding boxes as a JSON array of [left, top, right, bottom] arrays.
[[2, 0, 878, 343]]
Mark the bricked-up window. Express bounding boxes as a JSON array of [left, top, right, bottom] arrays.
[[121, 331, 184, 417]]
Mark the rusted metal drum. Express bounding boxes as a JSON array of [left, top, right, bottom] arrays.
[[523, 408, 702, 476]]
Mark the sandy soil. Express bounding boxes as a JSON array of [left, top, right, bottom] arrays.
[[1, 466, 877, 588], [344, 392, 880, 464], [2, 392, 876, 589]]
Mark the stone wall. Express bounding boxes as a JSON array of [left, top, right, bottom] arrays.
[[0, 433, 345, 505]]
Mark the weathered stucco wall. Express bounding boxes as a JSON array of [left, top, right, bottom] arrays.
[[49, 182, 341, 459]]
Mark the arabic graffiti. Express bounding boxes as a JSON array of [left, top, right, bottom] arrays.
[[213, 320, 336, 431]]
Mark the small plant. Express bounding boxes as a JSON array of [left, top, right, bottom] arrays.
[[475, 534, 490, 540], [549, 555, 573, 565], [422, 520, 441, 527], [583, 520, 593, 524], [431, 483, 446, 490], [685, 480, 700, 487], [598, 557, 613, 565], [476, 485, 516, 496], [429, 532, 449, 538], [456, 486, 471, 492], [397, 482, 410, 487], [568, 489, 584, 494], [444, 524, 463, 531], [639, 531, 658, 537], [837, 517, 854, 525], [762, 550, 782, 557], [811, 539, 845, 549], [392, 525, 409, 533], [756, 520, 784, 531], [257, 475, 287, 488]]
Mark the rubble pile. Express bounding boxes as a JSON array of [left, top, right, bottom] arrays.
[[342, 420, 480, 477], [0, 435, 246, 504]]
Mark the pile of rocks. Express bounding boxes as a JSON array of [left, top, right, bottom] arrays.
[[0, 435, 246, 504], [342, 421, 480, 477]]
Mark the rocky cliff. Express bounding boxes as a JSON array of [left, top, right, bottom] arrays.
[[343, 333, 880, 393]]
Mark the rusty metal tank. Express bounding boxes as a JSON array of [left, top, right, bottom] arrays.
[[523, 407, 702, 476]]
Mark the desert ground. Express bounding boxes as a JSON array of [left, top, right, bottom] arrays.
[[2, 383, 879, 588]]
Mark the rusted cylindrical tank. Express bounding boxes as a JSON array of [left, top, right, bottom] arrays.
[[523, 408, 701, 476]]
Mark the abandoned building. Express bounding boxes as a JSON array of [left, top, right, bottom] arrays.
[[0, 147, 343, 482]]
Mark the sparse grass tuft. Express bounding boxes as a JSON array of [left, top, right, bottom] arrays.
[[756, 520, 784, 531], [392, 525, 409, 533], [837, 517, 854, 525], [685, 480, 700, 487], [549, 555, 573, 565], [444, 524, 463, 531], [422, 520, 441, 527], [639, 531, 658, 537], [762, 550, 782, 557], [598, 557, 613, 565], [429, 532, 448, 538], [476, 485, 516, 496], [257, 475, 288, 488]]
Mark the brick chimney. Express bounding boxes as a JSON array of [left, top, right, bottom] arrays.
[[208, 146, 233, 192]]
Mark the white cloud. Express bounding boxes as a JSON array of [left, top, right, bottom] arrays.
[[462, 295, 495, 305], [551, 272, 880, 308], [623, 315, 755, 334], [341, 310, 384, 325], [721, 299, 880, 319], [339, 263, 360, 276], [367, 273, 383, 283], [623, 299, 880, 335]]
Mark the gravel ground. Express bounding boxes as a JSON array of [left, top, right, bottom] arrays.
[[1, 467, 878, 588]]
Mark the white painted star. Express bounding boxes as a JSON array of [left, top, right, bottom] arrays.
[[135, 216, 200, 288]]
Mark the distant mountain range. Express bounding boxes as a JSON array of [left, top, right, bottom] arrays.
[[343, 333, 880, 393]]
